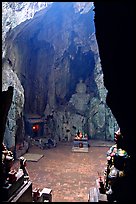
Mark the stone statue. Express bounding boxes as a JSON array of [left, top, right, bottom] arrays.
[[104, 129, 130, 202], [19, 157, 29, 180], [76, 79, 87, 94], [69, 79, 90, 112]]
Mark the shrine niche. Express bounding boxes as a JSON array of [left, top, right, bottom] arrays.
[[72, 130, 89, 153], [24, 114, 45, 138], [69, 79, 90, 113]]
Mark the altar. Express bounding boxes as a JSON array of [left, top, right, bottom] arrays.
[[72, 131, 89, 153]]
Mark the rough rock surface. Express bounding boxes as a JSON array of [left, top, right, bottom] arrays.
[[2, 2, 118, 147], [2, 2, 52, 57], [2, 60, 24, 149]]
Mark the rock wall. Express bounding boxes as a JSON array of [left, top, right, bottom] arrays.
[[2, 2, 51, 151], [2, 60, 24, 149], [2, 2, 118, 145], [2, 2, 52, 57], [94, 2, 134, 201], [94, 2, 134, 154]]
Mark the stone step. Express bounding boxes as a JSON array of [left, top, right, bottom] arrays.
[[72, 146, 89, 153]]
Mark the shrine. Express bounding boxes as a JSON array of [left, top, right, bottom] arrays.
[[72, 130, 89, 153], [24, 114, 45, 138]]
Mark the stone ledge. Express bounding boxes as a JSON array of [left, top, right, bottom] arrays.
[[72, 146, 89, 152]]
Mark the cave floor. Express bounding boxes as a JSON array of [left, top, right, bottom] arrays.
[[13, 140, 113, 202]]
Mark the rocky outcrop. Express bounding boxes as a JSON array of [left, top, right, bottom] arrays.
[[2, 2, 52, 152], [2, 2, 52, 57], [47, 76, 118, 142], [3, 2, 118, 145], [2, 60, 24, 150]]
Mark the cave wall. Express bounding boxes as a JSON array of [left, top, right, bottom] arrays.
[[2, 2, 51, 151], [3, 2, 118, 145], [2, 60, 24, 150], [94, 2, 134, 156], [5, 2, 95, 115], [94, 3, 135, 201], [2, 2, 52, 56]]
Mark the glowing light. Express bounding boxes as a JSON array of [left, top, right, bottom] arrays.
[[32, 124, 39, 131]]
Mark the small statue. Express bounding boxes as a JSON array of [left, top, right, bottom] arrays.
[[96, 172, 105, 194], [32, 188, 40, 202], [2, 143, 14, 186], [104, 129, 130, 202], [19, 157, 29, 180]]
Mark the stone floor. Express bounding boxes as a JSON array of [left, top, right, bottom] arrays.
[[13, 140, 114, 202]]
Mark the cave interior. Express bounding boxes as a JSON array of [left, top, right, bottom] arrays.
[[2, 2, 135, 202]]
